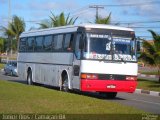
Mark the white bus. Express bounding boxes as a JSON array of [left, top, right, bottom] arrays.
[[18, 24, 138, 98]]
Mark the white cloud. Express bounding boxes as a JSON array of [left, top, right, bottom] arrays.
[[21, 0, 80, 20], [21, 0, 81, 28], [28, 1, 56, 11], [115, 0, 160, 19], [27, 0, 79, 12]]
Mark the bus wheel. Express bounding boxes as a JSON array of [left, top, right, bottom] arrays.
[[100, 92, 117, 99], [62, 75, 69, 92], [27, 71, 33, 85]]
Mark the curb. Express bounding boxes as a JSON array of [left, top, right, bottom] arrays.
[[135, 89, 160, 97], [138, 73, 159, 78]]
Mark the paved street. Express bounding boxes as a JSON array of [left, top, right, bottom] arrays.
[[0, 70, 18, 80], [0, 69, 26, 85], [0, 70, 160, 114], [114, 93, 160, 114]]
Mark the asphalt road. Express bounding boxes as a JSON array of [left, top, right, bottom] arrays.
[[113, 93, 160, 114], [0, 70, 18, 80], [0, 70, 160, 114]]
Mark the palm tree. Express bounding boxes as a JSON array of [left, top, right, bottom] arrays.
[[95, 13, 111, 24], [38, 19, 53, 29], [139, 30, 160, 82], [38, 12, 78, 29], [1, 15, 25, 54], [2, 15, 25, 42], [2, 25, 15, 39]]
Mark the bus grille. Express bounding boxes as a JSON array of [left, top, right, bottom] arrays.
[[98, 74, 126, 80]]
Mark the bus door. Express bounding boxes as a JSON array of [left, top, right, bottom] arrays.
[[72, 33, 83, 90]]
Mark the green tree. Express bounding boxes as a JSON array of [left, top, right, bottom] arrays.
[[39, 12, 78, 29], [95, 13, 111, 24], [2, 15, 25, 42], [1, 15, 25, 53], [139, 30, 160, 82]]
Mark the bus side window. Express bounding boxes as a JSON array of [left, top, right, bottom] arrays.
[[27, 37, 35, 52], [35, 36, 43, 52], [44, 35, 52, 52], [64, 33, 74, 51], [54, 34, 63, 51], [19, 38, 27, 52]]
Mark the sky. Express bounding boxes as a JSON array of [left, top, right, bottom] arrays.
[[0, 0, 160, 40]]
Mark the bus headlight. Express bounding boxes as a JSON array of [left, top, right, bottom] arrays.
[[81, 73, 98, 80]]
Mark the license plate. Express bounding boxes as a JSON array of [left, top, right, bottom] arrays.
[[107, 85, 116, 89]]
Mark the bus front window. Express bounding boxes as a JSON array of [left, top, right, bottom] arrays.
[[89, 38, 111, 54], [113, 37, 136, 61], [83, 33, 137, 62], [84, 33, 112, 60]]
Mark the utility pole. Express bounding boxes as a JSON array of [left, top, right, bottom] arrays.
[[8, 0, 11, 21], [89, 5, 104, 20], [8, 0, 12, 59]]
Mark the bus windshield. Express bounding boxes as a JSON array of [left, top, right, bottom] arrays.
[[83, 33, 137, 62]]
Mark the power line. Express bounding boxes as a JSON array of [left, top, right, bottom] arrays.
[[111, 20, 160, 24], [69, 1, 160, 16], [130, 26, 160, 28], [71, 8, 90, 17], [69, 5, 89, 14], [1, 17, 160, 28], [94, 1, 160, 7]]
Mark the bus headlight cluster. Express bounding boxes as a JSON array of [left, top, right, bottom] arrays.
[[81, 73, 98, 80]]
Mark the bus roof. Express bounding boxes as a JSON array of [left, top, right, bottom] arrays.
[[78, 24, 134, 31], [20, 24, 134, 37]]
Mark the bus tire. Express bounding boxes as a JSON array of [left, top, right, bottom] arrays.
[[100, 92, 117, 99], [27, 71, 33, 85], [62, 75, 69, 92]]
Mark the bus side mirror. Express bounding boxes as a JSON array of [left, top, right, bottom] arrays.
[[79, 37, 84, 50], [137, 41, 140, 52]]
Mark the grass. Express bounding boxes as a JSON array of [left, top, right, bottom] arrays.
[[0, 80, 145, 116], [137, 79, 160, 92], [0, 63, 5, 69]]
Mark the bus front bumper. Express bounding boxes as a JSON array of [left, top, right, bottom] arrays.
[[81, 79, 137, 93]]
